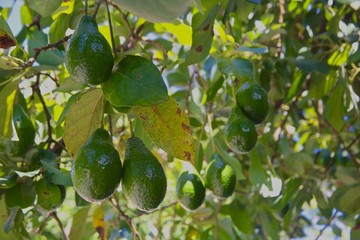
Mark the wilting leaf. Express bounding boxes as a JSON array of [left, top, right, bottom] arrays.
[[134, 97, 195, 164]]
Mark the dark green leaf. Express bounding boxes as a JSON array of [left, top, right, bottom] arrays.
[[218, 57, 253, 80]]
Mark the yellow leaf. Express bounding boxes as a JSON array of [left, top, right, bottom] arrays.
[[52, 0, 75, 19], [134, 97, 195, 165], [92, 206, 107, 240], [63, 89, 104, 157]]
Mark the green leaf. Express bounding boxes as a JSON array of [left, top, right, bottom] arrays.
[[35, 179, 62, 210], [28, 0, 62, 17], [283, 152, 313, 175], [54, 77, 84, 93], [327, 45, 350, 66], [295, 59, 330, 74], [56, 92, 81, 126], [184, 4, 221, 65], [0, 198, 18, 239], [40, 160, 72, 186], [217, 57, 253, 80], [102, 55, 169, 107], [0, 14, 17, 48], [0, 79, 20, 138], [63, 89, 105, 157], [5, 178, 36, 209], [49, 13, 71, 43], [134, 97, 195, 164], [259, 209, 280, 240], [203, 76, 225, 103], [221, 200, 253, 234], [324, 85, 346, 131], [28, 30, 64, 66], [69, 206, 90, 240], [113, 0, 193, 22], [249, 146, 272, 190]]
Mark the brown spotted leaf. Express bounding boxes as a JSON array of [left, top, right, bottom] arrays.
[[134, 97, 195, 165], [184, 4, 221, 65], [63, 89, 105, 157], [0, 15, 16, 49]]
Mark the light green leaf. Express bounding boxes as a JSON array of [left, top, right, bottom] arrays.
[[113, 0, 193, 22], [184, 4, 221, 65], [217, 57, 253, 80], [327, 45, 350, 66], [69, 206, 91, 240], [102, 55, 169, 107], [49, 13, 71, 43], [63, 89, 105, 157], [0, 79, 20, 138], [134, 97, 195, 164], [203, 76, 225, 103], [324, 85, 346, 131], [0, 14, 17, 49], [28, 0, 62, 17]]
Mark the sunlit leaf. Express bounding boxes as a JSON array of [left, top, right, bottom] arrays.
[[63, 89, 105, 157], [28, 0, 62, 17], [324, 85, 346, 131], [0, 79, 20, 138], [134, 97, 195, 164]]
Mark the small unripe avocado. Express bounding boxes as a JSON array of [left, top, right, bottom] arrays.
[[204, 154, 236, 199], [176, 171, 205, 211]]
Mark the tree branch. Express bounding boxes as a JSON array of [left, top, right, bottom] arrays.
[[33, 74, 53, 149], [109, 197, 142, 240], [24, 35, 71, 67], [314, 210, 338, 240]]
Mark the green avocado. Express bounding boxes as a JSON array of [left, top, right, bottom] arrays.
[[176, 171, 205, 211], [121, 137, 167, 212], [65, 15, 114, 86], [236, 81, 269, 124], [204, 154, 236, 199], [224, 108, 258, 154], [13, 104, 36, 155], [71, 128, 122, 203]]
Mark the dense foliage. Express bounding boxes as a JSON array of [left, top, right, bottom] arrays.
[[1, 0, 360, 239]]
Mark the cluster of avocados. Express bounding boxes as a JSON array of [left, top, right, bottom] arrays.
[[224, 81, 269, 154], [176, 154, 237, 211], [66, 14, 242, 212], [65, 15, 167, 211]]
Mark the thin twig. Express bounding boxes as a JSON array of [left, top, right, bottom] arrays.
[[28, 15, 41, 29], [25, 35, 71, 67], [36, 211, 52, 234], [93, 0, 102, 18], [271, 96, 300, 162], [105, 0, 117, 55], [109, 198, 142, 240], [85, 0, 88, 15], [51, 211, 69, 240], [345, 132, 360, 151], [33, 74, 53, 149], [108, 115, 113, 138], [314, 210, 339, 240], [135, 202, 177, 217]]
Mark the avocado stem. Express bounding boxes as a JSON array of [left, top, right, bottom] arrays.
[[105, 0, 117, 55], [127, 114, 135, 137]]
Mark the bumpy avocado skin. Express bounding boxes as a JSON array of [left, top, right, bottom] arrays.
[[65, 15, 114, 86], [205, 154, 236, 199], [122, 137, 167, 212], [236, 81, 269, 124], [71, 128, 122, 203]]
